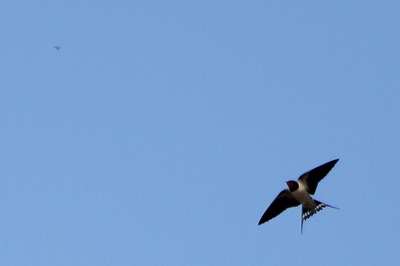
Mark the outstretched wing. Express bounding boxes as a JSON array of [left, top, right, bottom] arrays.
[[298, 159, 339, 195], [258, 190, 300, 225]]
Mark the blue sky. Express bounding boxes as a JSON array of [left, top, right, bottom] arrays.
[[1, 1, 399, 265]]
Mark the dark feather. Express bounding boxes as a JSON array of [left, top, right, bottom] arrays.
[[301, 200, 339, 233], [298, 159, 339, 195], [258, 190, 300, 225]]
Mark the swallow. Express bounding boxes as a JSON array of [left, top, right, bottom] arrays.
[[54, 46, 60, 51], [258, 159, 339, 233]]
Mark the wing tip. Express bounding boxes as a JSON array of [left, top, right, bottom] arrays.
[[328, 158, 339, 165], [258, 218, 267, 225]]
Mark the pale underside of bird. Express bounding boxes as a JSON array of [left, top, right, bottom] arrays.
[[258, 159, 339, 233]]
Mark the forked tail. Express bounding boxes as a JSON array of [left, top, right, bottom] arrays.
[[301, 200, 339, 234]]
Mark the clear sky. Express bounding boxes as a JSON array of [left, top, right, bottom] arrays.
[[1, 1, 399, 265]]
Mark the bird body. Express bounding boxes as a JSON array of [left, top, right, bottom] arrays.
[[258, 159, 339, 233], [289, 180, 312, 205]]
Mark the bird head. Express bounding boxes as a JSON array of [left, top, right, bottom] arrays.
[[286, 180, 299, 192]]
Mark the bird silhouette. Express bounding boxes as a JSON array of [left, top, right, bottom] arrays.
[[258, 159, 339, 233]]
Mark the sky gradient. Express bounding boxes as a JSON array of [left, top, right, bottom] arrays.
[[1, 1, 399, 265]]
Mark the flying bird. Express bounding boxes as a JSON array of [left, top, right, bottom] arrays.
[[258, 159, 339, 233], [54, 46, 60, 51]]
